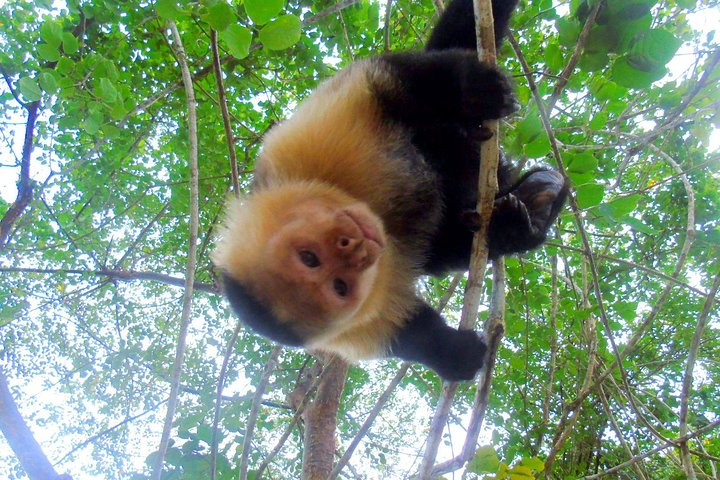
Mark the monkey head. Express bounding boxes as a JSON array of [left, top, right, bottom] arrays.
[[213, 181, 387, 345]]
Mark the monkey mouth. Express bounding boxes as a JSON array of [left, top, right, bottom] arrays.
[[343, 207, 386, 249]]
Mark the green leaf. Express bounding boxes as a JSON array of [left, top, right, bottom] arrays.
[[220, 24, 252, 59], [258, 15, 301, 51], [567, 152, 598, 174], [508, 465, 535, 479], [627, 29, 681, 71], [201, 1, 236, 31], [589, 111, 608, 129], [40, 20, 63, 47], [524, 133, 550, 158], [18, 77, 42, 102], [83, 110, 103, 134], [156, 0, 181, 20], [62, 32, 79, 54], [608, 194, 639, 217], [517, 111, 543, 142], [38, 72, 58, 94], [575, 184, 604, 209], [611, 57, 666, 89], [38, 43, 61, 62], [245, 0, 284, 25], [467, 445, 500, 474], [578, 51, 609, 72], [556, 17, 581, 46], [97, 78, 118, 103], [519, 457, 545, 472], [55, 57, 75, 74], [623, 216, 657, 234], [545, 44, 564, 71]]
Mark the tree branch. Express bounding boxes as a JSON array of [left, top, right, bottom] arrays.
[[678, 270, 720, 478], [0, 267, 217, 294], [151, 20, 200, 480], [0, 365, 72, 480], [0, 99, 39, 250], [418, 0, 502, 475]]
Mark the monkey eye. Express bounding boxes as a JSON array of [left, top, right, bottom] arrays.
[[299, 250, 320, 268], [333, 278, 348, 297]]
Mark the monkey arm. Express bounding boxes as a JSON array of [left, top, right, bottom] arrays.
[[372, 50, 518, 126], [389, 302, 486, 381]]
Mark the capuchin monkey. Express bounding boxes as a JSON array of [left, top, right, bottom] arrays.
[[212, 0, 568, 381]]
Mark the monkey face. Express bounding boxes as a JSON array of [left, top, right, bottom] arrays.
[[213, 182, 389, 340], [260, 199, 386, 330]]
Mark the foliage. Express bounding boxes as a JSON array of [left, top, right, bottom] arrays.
[[0, 0, 718, 478]]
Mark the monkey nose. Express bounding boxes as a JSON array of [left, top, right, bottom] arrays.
[[337, 236, 361, 251]]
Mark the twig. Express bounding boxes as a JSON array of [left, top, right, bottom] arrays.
[[384, 0, 394, 52], [0, 267, 217, 294], [210, 29, 241, 196], [432, 259, 506, 477], [254, 357, 340, 479], [303, 0, 363, 26], [236, 346, 282, 480], [577, 419, 720, 480], [328, 365, 409, 479], [0, 99, 39, 250], [546, 0, 602, 111], [151, 20, 200, 480], [678, 270, 720, 478]]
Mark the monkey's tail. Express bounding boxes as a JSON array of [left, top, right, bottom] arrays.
[[425, 0, 519, 52]]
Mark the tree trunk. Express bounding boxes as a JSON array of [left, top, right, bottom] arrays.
[[301, 357, 349, 480]]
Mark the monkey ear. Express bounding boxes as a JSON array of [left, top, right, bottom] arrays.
[[389, 301, 486, 381], [221, 273, 306, 347]]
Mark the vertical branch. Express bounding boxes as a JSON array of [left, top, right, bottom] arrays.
[[210, 30, 241, 196], [151, 20, 200, 480], [255, 357, 340, 479], [301, 357, 349, 480], [383, 0, 394, 52], [678, 270, 720, 479], [432, 259, 506, 477], [418, 0, 501, 476], [328, 364, 409, 479], [237, 346, 282, 480], [0, 366, 70, 480], [0, 96, 39, 250], [536, 252, 558, 452]]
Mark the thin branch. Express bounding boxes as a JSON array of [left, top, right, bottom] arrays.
[[432, 259, 506, 477], [254, 357, 340, 479], [210, 29, 241, 196], [679, 270, 720, 479], [329, 365, 409, 479], [418, 0, 501, 475], [236, 346, 282, 480], [544, 243, 710, 300], [303, 0, 363, 26], [546, 0, 602, 111], [58, 399, 167, 465], [384, 0, 394, 52], [578, 419, 720, 480], [0, 100, 39, 250], [0, 267, 217, 294], [151, 20, 200, 480]]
